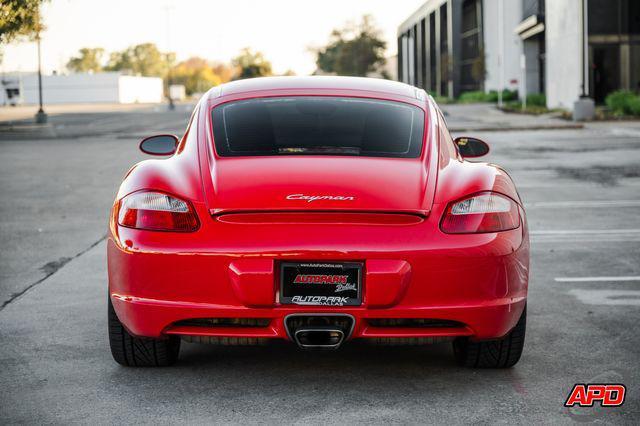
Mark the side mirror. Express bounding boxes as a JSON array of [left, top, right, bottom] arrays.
[[454, 136, 490, 158], [139, 134, 179, 156]]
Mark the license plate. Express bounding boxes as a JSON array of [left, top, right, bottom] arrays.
[[280, 262, 362, 306]]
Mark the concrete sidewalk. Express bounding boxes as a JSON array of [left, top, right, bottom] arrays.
[[0, 103, 162, 123], [0, 102, 196, 140], [441, 103, 583, 132]]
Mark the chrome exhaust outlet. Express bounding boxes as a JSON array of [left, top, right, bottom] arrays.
[[285, 314, 355, 350], [293, 328, 345, 350]]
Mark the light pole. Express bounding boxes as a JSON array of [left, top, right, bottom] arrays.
[[497, 0, 504, 108], [165, 5, 175, 111], [573, 0, 595, 120], [582, 0, 589, 97], [34, 6, 47, 124]]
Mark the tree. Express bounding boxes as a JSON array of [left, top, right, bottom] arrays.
[[211, 62, 235, 83], [105, 43, 174, 77], [171, 57, 221, 95], [170, 58, 236, 95], [231, 48, 272, 80], [315, 15, 386, 77], [0, 0, 45, 45], [66, 47, 104, 73]]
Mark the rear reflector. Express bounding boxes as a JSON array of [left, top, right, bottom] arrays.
[[440, 192, 520, 234], [118, 191, 199, 232], [181, 336, 269, 345], [173, 318, 271, 328], [367, 318, 465, 328]]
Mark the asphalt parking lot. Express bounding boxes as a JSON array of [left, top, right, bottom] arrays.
[[1, 103, 639, 423]]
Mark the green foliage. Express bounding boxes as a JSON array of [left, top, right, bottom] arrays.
[[425, 91, 453, 104], [170, 57, 236, 95], [484, 91, 498, 102], [501, 101, 550, 115], [628, 96, 640, 116], [431, 95, 454, 104], [65, 45, 238, 96], [0, 0, 46, 44], [457, 89, 518, 103], [66, 48, 104, 73], [105, 43, 174, 77], [500, 89, 518, 102], [315, 15, 386, 77], [525, 93, 546, 107], [231, 48, 272, 79], [605, 90, 639, 115], [458, 91, 488, 103]]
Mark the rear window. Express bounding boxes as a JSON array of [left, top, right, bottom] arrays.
[[211, 96, 425, 158]]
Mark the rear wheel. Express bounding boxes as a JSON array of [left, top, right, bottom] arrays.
[[108, 296, 180, 367], [453, 306, 526, 368]]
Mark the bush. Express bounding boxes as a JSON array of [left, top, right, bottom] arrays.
[[501, 100, 550, 115], [605, 90, 638, 115], [457, 89, 518, 104], [485, 89, 517, 102], [629, 96, 640, 116], [502, 89, 518, 101], [427, 92, 454, 104], [458, 91, 488, 103], [526, 93, 546, 107], [485, 91, 499, 102]]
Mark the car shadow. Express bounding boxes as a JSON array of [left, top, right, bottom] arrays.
[[177, 340, 456, 372], [104, 339, 531, 421]]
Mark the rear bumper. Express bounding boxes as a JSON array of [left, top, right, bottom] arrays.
[[108, 207, 529, 342], [111, 294, 526, 341]]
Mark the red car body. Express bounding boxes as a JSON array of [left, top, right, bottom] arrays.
[[108, 77, 529, 366]]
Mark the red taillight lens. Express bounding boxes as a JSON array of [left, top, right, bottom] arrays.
[[117, 191, 199, 232], [440, 192, 520, 234]]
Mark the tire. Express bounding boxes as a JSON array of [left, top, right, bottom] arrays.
[[453, 306, 526, 368], [108, 296, 180, 367]]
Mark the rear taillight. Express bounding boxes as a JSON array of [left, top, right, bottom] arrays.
[[117, 191, 199, 232], [440, 192, 520, 234]]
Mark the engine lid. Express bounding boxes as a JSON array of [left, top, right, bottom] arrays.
[[206, 156, 433, 215]]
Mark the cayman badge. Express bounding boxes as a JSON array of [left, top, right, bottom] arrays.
[[286, 194, 355, 202]]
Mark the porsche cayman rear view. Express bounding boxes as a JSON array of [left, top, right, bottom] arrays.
[[108, 76, 529, 368]]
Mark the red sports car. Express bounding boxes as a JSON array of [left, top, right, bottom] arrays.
[[108, 77, 529, 368]]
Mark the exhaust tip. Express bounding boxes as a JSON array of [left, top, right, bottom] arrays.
[[285, 314, 354, 350], [294, 328, 345, 350]]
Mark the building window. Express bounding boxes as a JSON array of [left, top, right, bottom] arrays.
[[413, 24, 419, 86], [588, 0, 640, 102], [420, 18, 427, 90], [460, 0, 483, 92], [588, 0, 620, 35], [429, 12, 437, 93], [440, 4, 448, 96]]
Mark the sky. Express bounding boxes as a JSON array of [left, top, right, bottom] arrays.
[[2, 0, 426, 75]]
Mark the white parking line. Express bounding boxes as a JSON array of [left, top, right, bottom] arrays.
[[555, 276, 640, 282], [568, 289, 640, 306], [531, 229, 640, 235], [531, 229, 640, 243], [526, 200, 640, 209], [517, 182, 640, 188]]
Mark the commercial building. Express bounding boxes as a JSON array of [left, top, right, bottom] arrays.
[[1, 72, 163, 106], [398, 0, 640, 110]]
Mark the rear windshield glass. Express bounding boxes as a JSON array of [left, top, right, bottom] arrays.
[[211, 97, 425, 158]]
